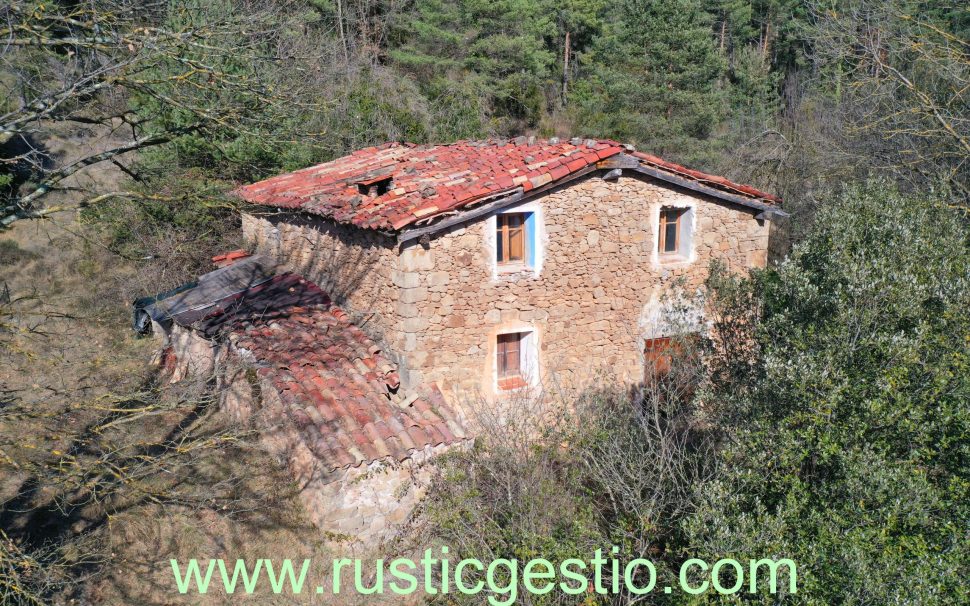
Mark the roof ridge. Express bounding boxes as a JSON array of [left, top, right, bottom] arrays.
[[235, 138, 779, 231]]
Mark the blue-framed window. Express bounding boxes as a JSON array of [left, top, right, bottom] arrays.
[[496, 211, 536, 268]]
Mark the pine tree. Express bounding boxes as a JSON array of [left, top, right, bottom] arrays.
[[389, 0, 562, 134], [571, 0, 727, 164]]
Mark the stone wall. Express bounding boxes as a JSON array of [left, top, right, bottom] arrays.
[[389, 174, 771, 399], [218, 366, 457, 548], [240, 212, 403, 347], [152, 321, 222, 382]]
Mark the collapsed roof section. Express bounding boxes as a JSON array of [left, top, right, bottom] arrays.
[[135, 256, 467, 472], [230, 301, 466, 470]]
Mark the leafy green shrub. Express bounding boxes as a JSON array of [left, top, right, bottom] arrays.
[[686, 181, 970, 605]]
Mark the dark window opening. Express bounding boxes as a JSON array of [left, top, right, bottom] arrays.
[[357, 176, 393, 197], [497, 332, 527, 390]]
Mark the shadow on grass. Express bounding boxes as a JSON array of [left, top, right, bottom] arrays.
[[0, 366, 317, 605]]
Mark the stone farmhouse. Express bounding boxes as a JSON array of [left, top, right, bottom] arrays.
[[137, 137, 784, 545], [235, 137, 784, 398]]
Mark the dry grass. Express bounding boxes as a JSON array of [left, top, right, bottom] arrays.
[[0, 216, 356, 605]]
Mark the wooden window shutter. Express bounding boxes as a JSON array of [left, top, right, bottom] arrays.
[[508, 214, 524, 261], [497, 333, 522, 378], [496, 213, 528, 265], [659, 208, 683, 254], [497, 332, 528, 389]]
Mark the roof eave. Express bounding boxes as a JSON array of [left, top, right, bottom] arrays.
[[395, 161, 786, 245], [628, 164, 787, 216]]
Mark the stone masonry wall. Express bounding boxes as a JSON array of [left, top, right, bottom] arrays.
[[391, 174, 771, 398], [153, 321, 222, 382], [218, 366, 457, 548], [240, 212, 403, 348]]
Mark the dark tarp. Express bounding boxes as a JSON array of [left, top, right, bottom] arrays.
[[133, 255, 279, 334]]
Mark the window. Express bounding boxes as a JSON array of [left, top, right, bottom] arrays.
[[497, 332, 528, 390], [644, 337, 674, 379], [496, 213, 527, 265], [658, 207, 687, 256], [491, 207, 541, 276]]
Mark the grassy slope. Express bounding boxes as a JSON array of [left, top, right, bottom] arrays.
[[0, 125, 357, 604]]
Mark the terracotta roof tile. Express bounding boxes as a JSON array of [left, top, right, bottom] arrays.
[[235, 138, 780, 231], [212, 249, 251, 267], [203, 273, 467, 471], [235, 139, 623, 231]]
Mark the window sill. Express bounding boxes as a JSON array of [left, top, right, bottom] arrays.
[[495, 263, 537, 278], [498, 376, 528, 391], [657, 253, 691, 265]]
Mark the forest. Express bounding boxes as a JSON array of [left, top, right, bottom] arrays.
[[1, 0, 968, 604]]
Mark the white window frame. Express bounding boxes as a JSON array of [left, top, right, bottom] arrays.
[[651, 201, 696, 266], [486, 200, 545, 279]]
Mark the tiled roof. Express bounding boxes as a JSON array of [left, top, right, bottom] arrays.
[[234, 138, 623, 231], [208, 274, 467, 471], [234, 137, 780, 232], [144, 258, 467, 471], [631, 152, 781, 204], [194, 272, 328, 337]]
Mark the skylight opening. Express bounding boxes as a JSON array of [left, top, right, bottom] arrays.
[[357, 176, 394, 197]]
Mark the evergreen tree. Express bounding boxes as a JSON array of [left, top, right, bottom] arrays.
[[571, 0, 727, 164], [389, 0, 572, 134]]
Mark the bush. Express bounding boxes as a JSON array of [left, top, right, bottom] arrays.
[[686, 181, 970, 604], [416, 332, 711, 604]]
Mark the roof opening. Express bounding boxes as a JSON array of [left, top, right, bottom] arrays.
[[357, 175, 393, 198]]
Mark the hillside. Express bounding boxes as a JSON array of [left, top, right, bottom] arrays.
[[1, 1, 967, 604]]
